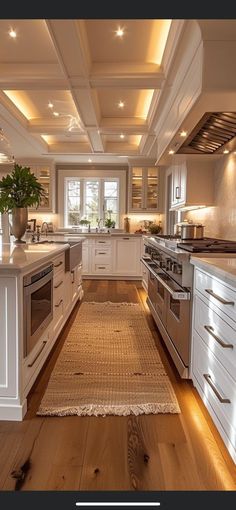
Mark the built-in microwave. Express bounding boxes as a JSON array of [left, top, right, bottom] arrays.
[[23, 264, 53, 357]]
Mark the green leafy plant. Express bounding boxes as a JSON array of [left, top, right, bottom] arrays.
[[104, 218, 115, 228], [79, 218, 91, 226], [0, 163, 46, 213], [148, 222, 162, 234]]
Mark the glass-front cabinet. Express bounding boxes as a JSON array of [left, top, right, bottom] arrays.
[[29, 163, 55, 212], [128, 166, 159, 212]]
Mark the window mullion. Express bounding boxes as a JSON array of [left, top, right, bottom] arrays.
[[80, 179, 85, 218], [100, 179, 105, 222]]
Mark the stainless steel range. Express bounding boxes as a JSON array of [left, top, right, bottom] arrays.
[[141, 235, 236, 378]]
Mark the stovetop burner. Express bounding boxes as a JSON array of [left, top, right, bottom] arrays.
[[177, 238, 236, 252]]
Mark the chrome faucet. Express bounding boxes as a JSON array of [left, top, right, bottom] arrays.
[[41, 221, 49, 236]]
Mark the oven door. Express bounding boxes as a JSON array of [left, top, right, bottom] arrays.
[[24, 270, 53, 357], [147, 268, 166, 325]]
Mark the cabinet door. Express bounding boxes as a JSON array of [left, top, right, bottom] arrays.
[[30, 165, 54, 212], [144, 167, 159, 211], [171, 165, 180, 207], [129, 167, 145, 211], [0, 277, 17, 397], [178, 163, 187, 205], [113, 238, 141, 276], [82, 242, 89, 274]]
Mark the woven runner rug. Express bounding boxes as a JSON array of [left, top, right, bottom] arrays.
[[37, 302, 180, 416]]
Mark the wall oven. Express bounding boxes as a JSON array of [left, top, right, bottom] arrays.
[[23, 264, 53, 357]]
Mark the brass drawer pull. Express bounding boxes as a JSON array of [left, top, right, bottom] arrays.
[[205, 288, 234, 305], [55, 299, 63, 308], [203, 374, 231, 403], [98, 241, 106, 244], [123, 237, 130, 240], [54, 280, 63, 289], [54, 261, 63, 268], [204, 325, 233, 349], [98, 266, 106, 269], [28, 341, 47, 367], [98, 252, 107, 255]]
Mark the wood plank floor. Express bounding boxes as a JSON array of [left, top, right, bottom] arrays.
[[0, 280, 236, 491]]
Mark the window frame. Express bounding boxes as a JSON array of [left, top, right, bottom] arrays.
[[58, 167, 126, 229]]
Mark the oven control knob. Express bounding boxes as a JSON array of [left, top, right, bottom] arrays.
[[159, 260, 166, 269], [165, 258, 172, 270]]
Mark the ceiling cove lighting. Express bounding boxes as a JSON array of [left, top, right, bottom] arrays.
[[118, 101, 124, 109], [223, 149, 229, 154], [9, 29, 17, 38], [115, 27, 124, 38]]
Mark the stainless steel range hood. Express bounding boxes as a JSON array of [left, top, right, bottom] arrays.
[[177, 112, 236, 154]]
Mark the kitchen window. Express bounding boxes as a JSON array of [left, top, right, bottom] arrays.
[[65, 177, 119, 228]]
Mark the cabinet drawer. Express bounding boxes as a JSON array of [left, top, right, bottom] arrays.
[[53, 274, 65, 304], [94, 239, 111, 248], [53, 297, 64, 336], [195, 269, 236, 323], [194, 295, 236, 380], [93, 263, 111, 274], [94, 247, 111, 259], [23, 331, 49, 392], [192, 332, 236, 452], [53, 252, 65, 275]]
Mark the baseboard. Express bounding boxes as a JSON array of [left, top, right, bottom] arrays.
[[0, 399, 27, 421]]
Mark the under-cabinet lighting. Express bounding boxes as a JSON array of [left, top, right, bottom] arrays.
[[178, 205, 207, 211]]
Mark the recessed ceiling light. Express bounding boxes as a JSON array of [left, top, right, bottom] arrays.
[[115, 27, 124, 38], [97, 130, 100, 134], [88, 158, 92, 163], [180, 130, 187, 137], [53, 111, 59, 117], [48, 102, 54, 109], [9, 29, 17, 38], [120, 134, 125, 139], [118, 101, 124, 109], [223, 149, 229, 154], [168, 149, 174, 155]]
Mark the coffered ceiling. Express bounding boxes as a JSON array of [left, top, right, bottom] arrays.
[[0, 19, 183, 163]]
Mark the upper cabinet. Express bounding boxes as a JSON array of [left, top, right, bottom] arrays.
[[21, 161, 55, 213], [128, 166, 160, 213], [170, 159, 214, 210]]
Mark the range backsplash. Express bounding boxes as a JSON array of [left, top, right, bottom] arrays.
[[184, 153, 236, 241]]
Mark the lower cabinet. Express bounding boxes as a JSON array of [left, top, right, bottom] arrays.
[[82, 236, 142, 278], [113, 237, 142, 276], [191, 266, 236, 464]]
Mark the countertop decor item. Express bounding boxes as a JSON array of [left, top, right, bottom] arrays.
[[37, 301, 180, 417], [0, 163, 46, 243], [148, 221, 162, 235]]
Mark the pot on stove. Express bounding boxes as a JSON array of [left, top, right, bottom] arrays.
[[180, 223, 205, 240]]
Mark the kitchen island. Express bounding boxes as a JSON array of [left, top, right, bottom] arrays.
[[0, 238, 84, 421]]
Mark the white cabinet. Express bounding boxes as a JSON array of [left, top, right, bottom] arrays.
[[71, 263, 83, 304], [82, 236, 142, 278], [128, 166, 160, 213], [18, 160, 55, 213], [169, 159, 214, 210], [0, 277, 17, 398], [113, 237, 142, 277], [191, 266, 236, 464], [171, 163, 186, 208]]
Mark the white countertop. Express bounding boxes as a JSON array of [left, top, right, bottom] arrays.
[[53, 231, 142, 238], [0, 241, 69, 272], [191, 256, 236, 287]]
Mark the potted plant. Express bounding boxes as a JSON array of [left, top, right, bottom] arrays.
[[104, 209, 115, 232], [0, 163, 46, 243], [79, 218, 91, 232]]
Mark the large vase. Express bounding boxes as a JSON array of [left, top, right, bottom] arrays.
[[11, 207, 28, 243]]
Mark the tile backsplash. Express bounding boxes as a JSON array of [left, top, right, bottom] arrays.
[[184, 153, 236, 241]]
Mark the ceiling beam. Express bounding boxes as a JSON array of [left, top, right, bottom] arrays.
[[0, 63, 67, 89]]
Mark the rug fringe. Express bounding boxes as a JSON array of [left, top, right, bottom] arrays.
[[37, 402, 180, 417]]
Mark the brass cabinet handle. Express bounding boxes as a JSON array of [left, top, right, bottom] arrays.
[[204, 325, 233, 349], [55, 299, 63, 308], [205, 288, 234, 305], [98, 266, 106, 269], [54, 261, 63, 268], [98, 241, 106, 244], [54, 280, 63, 289], [28, 341, 47, 367], [123, 237, 130, 240], [98, 252, 107, 255], [203, 374, 231, 403]]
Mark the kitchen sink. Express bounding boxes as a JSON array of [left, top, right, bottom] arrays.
[[33, 239, 82, 270]]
